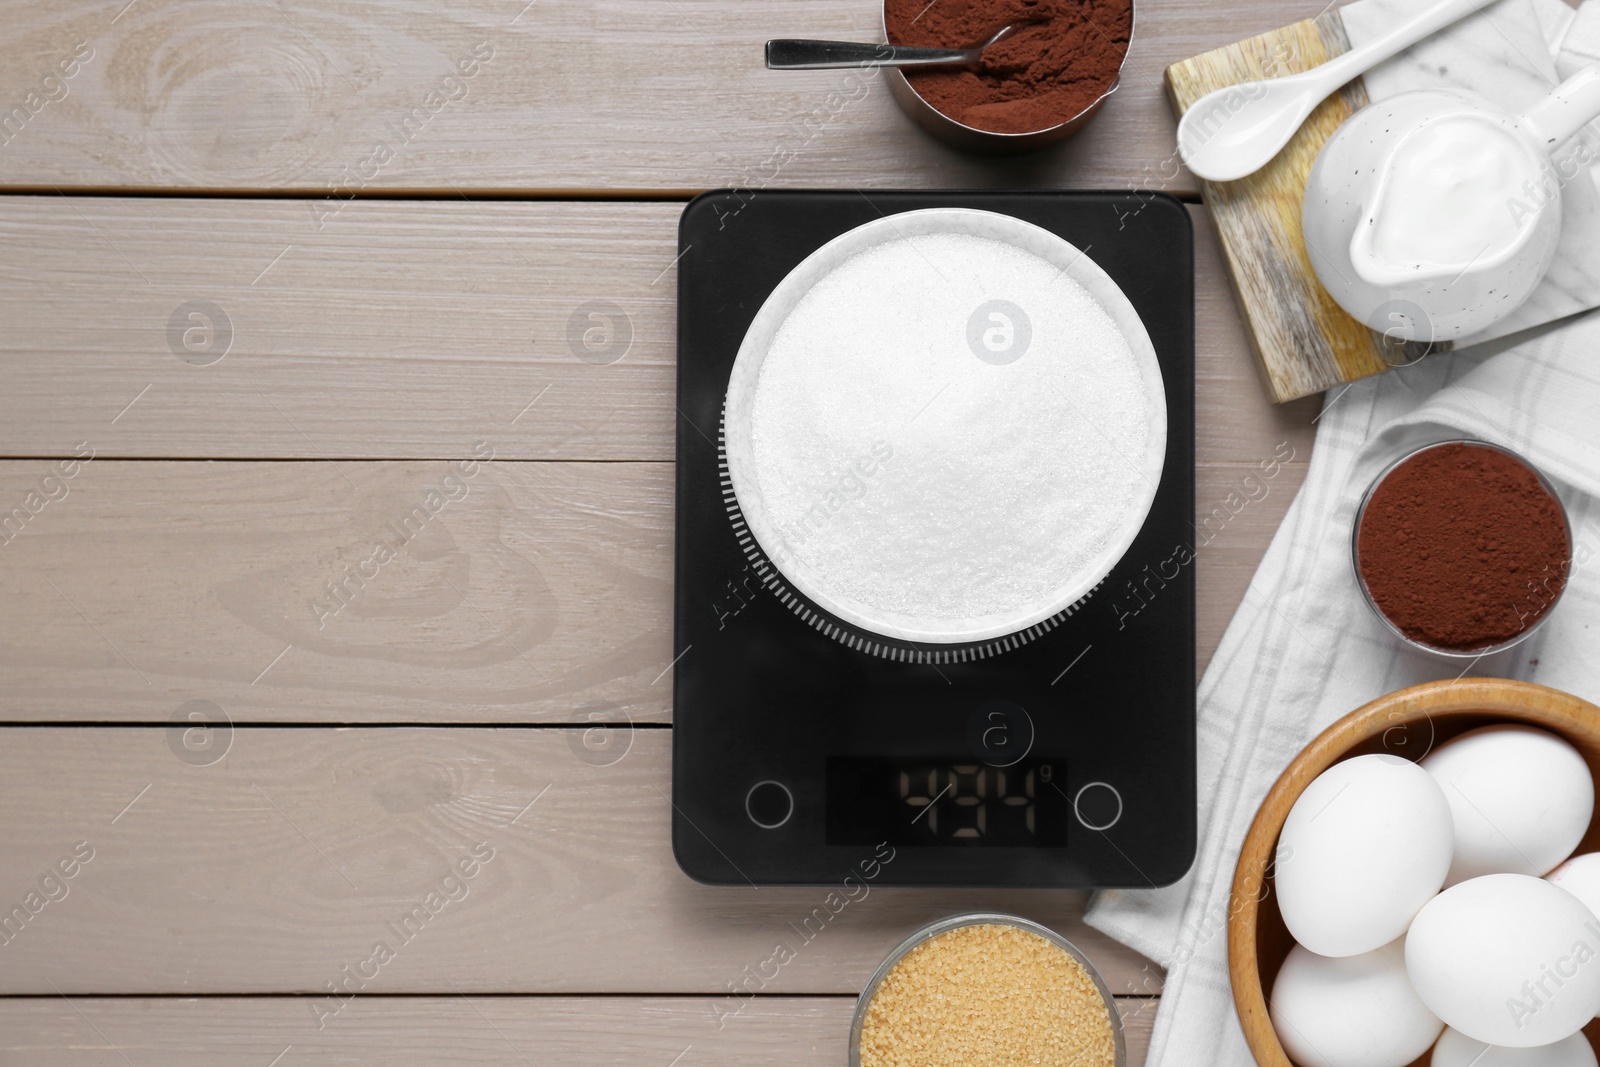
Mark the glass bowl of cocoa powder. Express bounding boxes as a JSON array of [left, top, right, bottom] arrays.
[[1352, 439, 1573, 658], [881, 0, 1134, 153]]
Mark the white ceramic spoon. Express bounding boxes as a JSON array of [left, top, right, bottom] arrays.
[[1177, 0, 1482, 182]]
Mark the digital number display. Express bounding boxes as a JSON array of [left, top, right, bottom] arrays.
[[825, 758, 1070, 846]]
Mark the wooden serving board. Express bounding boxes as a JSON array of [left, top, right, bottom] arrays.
[[1166, 12, 1446, 404]]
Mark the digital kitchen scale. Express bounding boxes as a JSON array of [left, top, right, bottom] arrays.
[[672, 190, 1195, 887]]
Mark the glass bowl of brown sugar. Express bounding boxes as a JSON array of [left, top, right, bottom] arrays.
[[849, 913, 1126, 1067], [1352, 439, 1573, 658], [880, 0, 1135, 153]]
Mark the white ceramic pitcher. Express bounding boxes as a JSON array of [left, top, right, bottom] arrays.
[[1303, 64, 1600, 344]]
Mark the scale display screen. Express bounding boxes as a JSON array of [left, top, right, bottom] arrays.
[[825, 758, 1071, 846]]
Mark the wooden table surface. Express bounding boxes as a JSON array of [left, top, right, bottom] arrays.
[[0, 0, 1329, 1061]]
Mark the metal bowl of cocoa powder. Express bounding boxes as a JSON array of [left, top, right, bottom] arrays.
[[1352, 439, 1573, 658], [881, 0, 1135, 153]]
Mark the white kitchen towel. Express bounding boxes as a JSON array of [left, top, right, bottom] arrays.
[[1084, 309, 1600, 1066]]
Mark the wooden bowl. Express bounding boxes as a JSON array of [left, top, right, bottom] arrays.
[[1228, 678, 1600, 1066]]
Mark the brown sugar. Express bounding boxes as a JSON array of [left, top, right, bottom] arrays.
[[858, 923, 1118, 1067], [1356, 442, 1570, 651], [883, 0, 1133, 134]]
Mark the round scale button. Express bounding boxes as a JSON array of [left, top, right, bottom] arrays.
[[1073, 781, 1123, 832], [745, 780, 794, 829]]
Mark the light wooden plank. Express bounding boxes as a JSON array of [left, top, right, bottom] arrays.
[[0, 995, 1158, 1065], [0, 728, 1166, 996], [0, 0, 1341, 195], [0, 455, 1300, 722], [0, 199, 678, 462], [0, 198, 1313, 465], [0, 460, 674, 724], [1194, 459, 1306, 669]]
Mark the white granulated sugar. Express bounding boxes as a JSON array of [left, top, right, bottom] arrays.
[[746, 231, 1151, 628]]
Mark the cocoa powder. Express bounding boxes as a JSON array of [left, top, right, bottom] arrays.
[[1356, 442, 1570, 652], [883, 0, 1132, 134]]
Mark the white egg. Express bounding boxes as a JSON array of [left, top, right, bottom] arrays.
[[1549, 854, 1600, 1020], [1421, 725, 1593, 885], [1550, 854, 1600, 921], [1432, 1027, 1598, 1067], [1406, 874, 1600, 1046], [1276, 753, 1453, 956], [1270, 937, 1443, 1067]]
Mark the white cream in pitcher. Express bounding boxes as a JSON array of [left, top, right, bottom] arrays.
[[1357, 116, 1537, 276]]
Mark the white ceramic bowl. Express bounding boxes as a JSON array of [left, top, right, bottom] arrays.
[[723, 207, 1167, 645]]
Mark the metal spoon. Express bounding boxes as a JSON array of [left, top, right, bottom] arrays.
[[765, 23, 1034, 70], [1177, 0, 1481, 182]]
